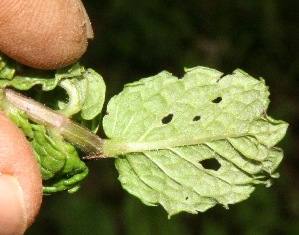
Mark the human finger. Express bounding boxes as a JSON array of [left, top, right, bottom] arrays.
[[0, 110, 43, 234], [0, 0, 93, 69]]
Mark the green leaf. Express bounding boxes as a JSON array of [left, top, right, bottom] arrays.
[[103, 66, 288, 216], [0, 61, 83, 91], [0, 53, 16, 80], [0, 103, 88, 194], [0, 59, 105, 193], [31, 126, 89, 194], [58, 68, 106, 121], [0, 61, 106, 123]]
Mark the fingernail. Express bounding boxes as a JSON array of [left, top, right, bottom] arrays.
[[0, 174, 27, 235]]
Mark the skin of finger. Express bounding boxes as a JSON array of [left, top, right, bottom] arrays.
[[0, 0, 93, 69], [0, 174, 27, 235], [0, 110, 43, 229]]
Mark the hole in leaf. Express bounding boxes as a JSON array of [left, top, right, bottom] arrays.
[[212, 97, 222, 103], [193, 116, 201, 121], [161, 113, 173, 124], [185, 196, 189, 200], [199, 158, 221, 171]]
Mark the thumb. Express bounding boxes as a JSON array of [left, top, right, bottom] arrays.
[[0, 0, 93, 69], [0, 110, 42, 234]]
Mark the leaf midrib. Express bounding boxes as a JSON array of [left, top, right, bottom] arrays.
[[104, 132, 252, 156]]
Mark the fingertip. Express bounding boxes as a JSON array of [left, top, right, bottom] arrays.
[[0, 111, 43, 230], [0, 174, 27, 235]]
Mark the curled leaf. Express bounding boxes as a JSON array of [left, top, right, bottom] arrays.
[[0, 58, 105, 193]]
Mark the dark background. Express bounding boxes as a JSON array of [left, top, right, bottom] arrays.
[[27, 0, 299, 234]]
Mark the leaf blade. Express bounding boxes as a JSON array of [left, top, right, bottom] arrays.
[[103, 66, 288, 216]]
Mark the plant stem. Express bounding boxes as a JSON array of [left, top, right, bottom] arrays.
[[4, 89, 110, 158]]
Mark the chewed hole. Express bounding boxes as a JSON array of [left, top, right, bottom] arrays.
[[193, 116, 201, 121], [161, 113, 173, 124], [199, 158, 221, 171], [212, 97, 222, 103]]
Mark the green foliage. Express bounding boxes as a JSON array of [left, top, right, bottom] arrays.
[[0, 53, 16, 79], [31, 125, 89, 194], [0, 55, 105, 193], [0, 51, 288, 215], [24, 1, 298, 233], [0, 101, 88, 193], [103, 66, 287, 216]]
